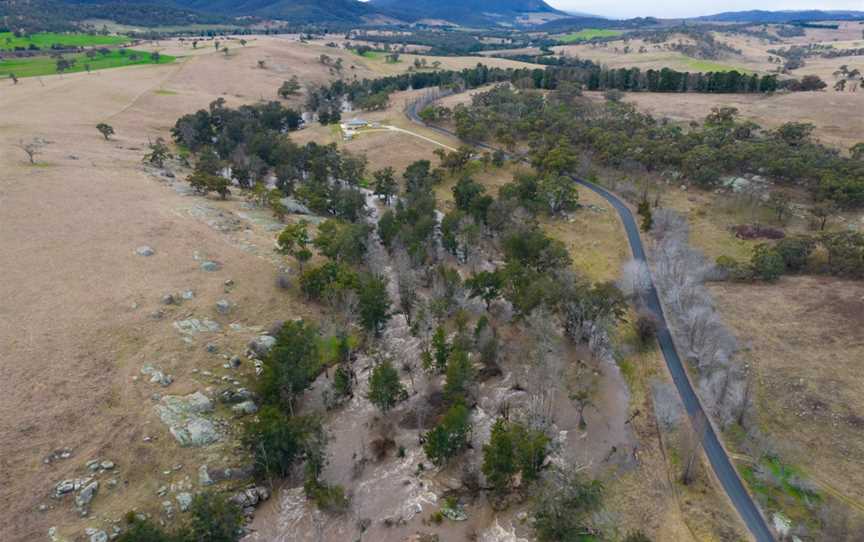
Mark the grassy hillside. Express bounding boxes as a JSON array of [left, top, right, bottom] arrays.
[[0, 31, 128, 51], [0, 49, 174, 78]]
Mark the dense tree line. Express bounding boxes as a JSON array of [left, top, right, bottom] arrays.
[[450, 85, 864, 208]]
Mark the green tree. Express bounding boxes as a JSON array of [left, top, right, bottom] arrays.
[[482, 419, 517, 493], [466, 270, 503, 310], [373, 166, 398, 205], [187, 492, 244, 542], [367, 358, 407, 413], [312, 219, 370, 264], [443, 348, 474, 404], [429, 325, 450, 373], [279, 76, 301, 98], [750, 244, 785, 281], [357, 273, 391, 336], [277, 221, 313, 271], [637, 197, 653, 232], [424, 402, 471, 466], [259, 320, 321, 413], [96, 123, 115, 140], [244, 407, 322, 478], [144, 137, 170, 167]]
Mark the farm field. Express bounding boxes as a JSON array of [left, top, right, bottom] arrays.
[[0, 49, 175, 78], [558, 28, 624, 43], [0, 31, 127, 51]]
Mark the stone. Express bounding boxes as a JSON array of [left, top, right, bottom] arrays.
[[173, 319, 221, 335], [135, 246, 155, 257], [278, 197, 313, 215], [219, 387, 254, 404], [154, 392, 220, 447], [215, 300, 232, 314], [206, 343, 218, 353], [232, 401, 258, 416], [161, 294, 177, 305], [87, 529, 108, 542], [176, 492, 193, 512], [198, 465, 214, 486], [100, 460, 115, 470], [86, 460, 100, 472], [200, 260, 222, 272], [247, 335, 276, 358], [224, 279, 234, 287], [162, 500, 175, 519], [228, 355, 241, 369], [181, 290, 195, 300], [141, 364, 173, 387], [75, 481, 98, 510]]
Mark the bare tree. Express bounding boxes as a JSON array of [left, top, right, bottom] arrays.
[[619, 259, 651, 300], [16, 138, 44, 164], [680, 411, 707, 485]]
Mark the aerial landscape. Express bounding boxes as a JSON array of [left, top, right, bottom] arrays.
[[1, 0, 863, 541]]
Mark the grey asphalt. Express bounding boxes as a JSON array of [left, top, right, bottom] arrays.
[[406, 99, 775, 541]]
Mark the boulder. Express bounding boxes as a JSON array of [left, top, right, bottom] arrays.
[[154, 392, 220, 447], [219, 387, 255, 405], [200, 260, 223, 272], [215, 300, 232, 315], [232, 401, 258, 416], [85, 529, 108, 542], [279, 197, 313, 215], [141, 364, 174, 387], [135, 246, 155, 257], [248, 335, 276, 358], [173, 319, 221, 335], [176, 492, 193, 512], [198, 465, 214, 486], [75, 481, 98, 510]]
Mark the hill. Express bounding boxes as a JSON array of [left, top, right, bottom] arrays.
[[697, 9, 864, 23], [369, 0, 564, 25]]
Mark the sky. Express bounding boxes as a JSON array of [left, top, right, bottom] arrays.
[[545, 0, 864, 19]]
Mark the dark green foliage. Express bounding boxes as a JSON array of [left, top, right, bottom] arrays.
[[533, 471, 604, 542], [466, 270, 503, 309], [367, 358, 407, 413], [299, 261, 359, 302], [187, 492, 244, 542], [259, 320, 321, 411], [424, 402, 471, 466], [750, 244, 785, 282], [313, 219, 371, 264], [637, 198, 653, 232], [502, 228, 571, 273], [116, 516, 181, 542], [373, 166, 398, 205], [482, 419, 550, 494], [774, 236, 816, 272], [357, 273, 391, 336], [244, 406, 323, 478], [443, 348, 474, 404]]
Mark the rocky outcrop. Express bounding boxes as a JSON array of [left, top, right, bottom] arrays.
[[154, 392, 221, 447]]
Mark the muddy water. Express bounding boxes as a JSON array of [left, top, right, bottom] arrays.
[[247, 194, 635, 541]]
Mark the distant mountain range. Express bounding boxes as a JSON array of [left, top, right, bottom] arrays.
[[369, 0, 564, 25], [696, 9, 864, 23]]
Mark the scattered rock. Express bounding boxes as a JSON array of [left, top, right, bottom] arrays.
[[224, 279, 234, 287], [200, 260, 222, 272], [206, 343, 218, 353], [228, 355, 242, 369], [135, 246, 155, 257], [173, 319, 221, 335], [43, 448, 73, 464], [141, 364, 174, 387], [215, 300, 232, 315], [55, 478, 91, 498], [162, 500, 175, 519], [279, 197, 313, 215], [75, 481, 98, 511], [161, 294, 177, 305], [176, 492, 193, 512], [232, 401, 258, 416], [247, 335, 276, 358], [85, 528, 108, 542], [154, 392, 220, 447], [181, 290, 195, 300], [198, 465, 213, 486], [219, 387, 255, 404], [100, 460, 115, 470], [229, 486, 271, 511]]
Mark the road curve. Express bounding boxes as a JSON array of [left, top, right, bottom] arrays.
[[405, 99, 775, 542]]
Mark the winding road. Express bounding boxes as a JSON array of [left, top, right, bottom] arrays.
[[405, 98, 775, 542]]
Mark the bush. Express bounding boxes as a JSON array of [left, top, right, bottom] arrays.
[[775, 236, 816, 272], [116, 515, 179, 542], [258, 320, 322, 410], [187, 492, 244, 542], [634, 311, 658, 347], [533, 471, 604, 542], [424, 403, 471, 466], [243, 407, 322, 478], [304, 479, 349, 513], [367, 358, 407, 413], [750, 244, 785, 281]]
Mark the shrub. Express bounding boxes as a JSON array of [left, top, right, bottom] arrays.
[[243, 407, 322, 478], [750, 244, 785, 281], [424, 403, 471, 466], [533, 471, 604, 542], [367, 358, 407, 413], [774, 236, 816, 272], [304, 479, 349, 513], [258, 320, 321, 411], [187, 492, 244, 542]]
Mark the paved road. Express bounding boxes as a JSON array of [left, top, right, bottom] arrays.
[[406, 99, 775, 542]]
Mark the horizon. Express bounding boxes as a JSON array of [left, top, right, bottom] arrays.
[[544, 0, 864, 19]]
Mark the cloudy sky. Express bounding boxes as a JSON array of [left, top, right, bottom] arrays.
[[546, 0, 864, 18]]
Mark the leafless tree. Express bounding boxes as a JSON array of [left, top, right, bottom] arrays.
[[619, 258, 651, 300], [680, 411, 707, 485], [16, 138, 44, 164]]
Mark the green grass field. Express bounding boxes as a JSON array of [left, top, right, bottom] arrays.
[[0, 31, 127, 51], [558, 29, 623, 43], [684, 58, 752, 74], [0, 49, 175, 78]]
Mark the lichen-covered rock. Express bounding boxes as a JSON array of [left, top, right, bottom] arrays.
[[154, 392, 220, 447]]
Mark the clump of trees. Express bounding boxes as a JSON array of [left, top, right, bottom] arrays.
[[116, 492, 244, 542]]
